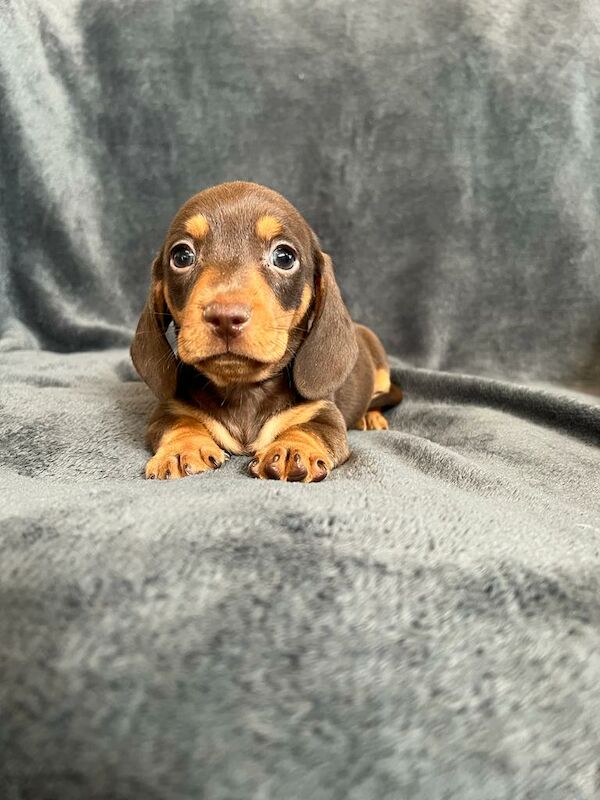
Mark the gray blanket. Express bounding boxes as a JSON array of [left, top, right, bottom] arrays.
[[1, 1, 600, 798]]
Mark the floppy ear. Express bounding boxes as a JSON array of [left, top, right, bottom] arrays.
[[293, 250, 358, 399], [130, 255, 178, 400]]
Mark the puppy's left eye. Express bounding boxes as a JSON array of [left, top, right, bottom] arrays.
[[271, 245, 298, 271], [170, 243, 196, 269]]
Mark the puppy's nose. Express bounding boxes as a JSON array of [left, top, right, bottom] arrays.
[[203, 302, 251, 339]]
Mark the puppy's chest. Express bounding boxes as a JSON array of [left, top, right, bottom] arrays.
[[190, 381, 296, 452], [219, 402, 278, 451]]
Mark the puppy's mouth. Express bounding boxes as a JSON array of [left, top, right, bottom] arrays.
[[188, 336, 285, 369], [193, 352, 280, 386], [196, 353, 267, 370], [176, 326, 291, 382]]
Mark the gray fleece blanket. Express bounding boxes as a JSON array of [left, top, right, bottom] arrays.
[[2, 0, 600, 798]]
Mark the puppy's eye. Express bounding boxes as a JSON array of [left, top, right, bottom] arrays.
[[270, 245, 298, 271], [170, 244, 196, 269]]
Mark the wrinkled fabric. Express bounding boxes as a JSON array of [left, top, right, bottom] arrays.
[[1, 350, 599, 799], [1, 0, 600, 384], [1, 1, 600, 798]]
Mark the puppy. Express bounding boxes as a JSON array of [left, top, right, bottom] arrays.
[[131, 181, 402, 481]]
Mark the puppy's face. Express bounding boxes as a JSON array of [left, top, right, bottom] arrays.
[[159, 182, 315, 386], [131, 181, 358, 400]]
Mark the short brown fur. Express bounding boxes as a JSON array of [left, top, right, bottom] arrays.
[[131, 181, 402, 481]]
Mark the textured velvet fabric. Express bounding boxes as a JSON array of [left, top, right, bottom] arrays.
[[1, 1, 600, 798], [2, 0, 600, 385], [2, 350, 599, 800]]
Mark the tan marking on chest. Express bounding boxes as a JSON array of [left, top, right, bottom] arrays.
[[251, 400, 328, 452]]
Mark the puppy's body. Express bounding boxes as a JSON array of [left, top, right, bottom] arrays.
[[132, 182, 401, 481]]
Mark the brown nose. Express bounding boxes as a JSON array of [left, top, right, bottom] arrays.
[[203, 302, 251, 339]]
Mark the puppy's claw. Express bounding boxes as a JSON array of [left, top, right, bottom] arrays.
[[312, 459, 328, 482], [286, 452, 308, 482], [264, 461, 282, 480]]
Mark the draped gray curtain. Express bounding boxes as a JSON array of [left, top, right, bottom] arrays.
[[1, 0, 599, 387]]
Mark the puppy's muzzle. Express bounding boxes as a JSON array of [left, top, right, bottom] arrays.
[[203, 302, 251, 340]]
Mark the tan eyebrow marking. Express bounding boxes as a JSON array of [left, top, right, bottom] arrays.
[[185, 213, 210, 239], [255, 214, 282, 241]]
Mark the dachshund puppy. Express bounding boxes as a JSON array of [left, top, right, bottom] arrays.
[[131, 181, 402, 481]]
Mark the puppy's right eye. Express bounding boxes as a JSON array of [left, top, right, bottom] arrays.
[[170, 243, 196, 269]]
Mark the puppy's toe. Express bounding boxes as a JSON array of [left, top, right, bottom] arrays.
[[357, 410, 388, 431], [308, 455, 329, 483], [249, 445, 286, 480], [182, 444, 226, 474], [146, 437, 226, 480], [250, 432, 333, 483], [203, 444, 228, 467], [286, 450, 309, 482], [146, 454, 182, 480]]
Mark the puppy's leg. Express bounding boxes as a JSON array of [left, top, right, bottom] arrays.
[[249, 402, 348, 483], [353, 324, 402, 431], [144, 403, 228, 480]]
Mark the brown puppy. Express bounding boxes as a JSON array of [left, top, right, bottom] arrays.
[[131, 181, 402, 481]]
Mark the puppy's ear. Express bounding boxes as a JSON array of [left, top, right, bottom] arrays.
[[293, 249, 358, 399], [130, 254, 178, 400]]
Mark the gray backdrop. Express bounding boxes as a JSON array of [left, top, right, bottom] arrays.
[[1, 2, 600, 799], [1, 0, 599, 386]]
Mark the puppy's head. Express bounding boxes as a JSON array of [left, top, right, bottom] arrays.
[[131, 182, 357, 399]]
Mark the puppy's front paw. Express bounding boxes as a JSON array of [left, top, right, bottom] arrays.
[[146, 434, 226, 480], [249, 429, 334, 483], [356, 410, 388, 430]]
